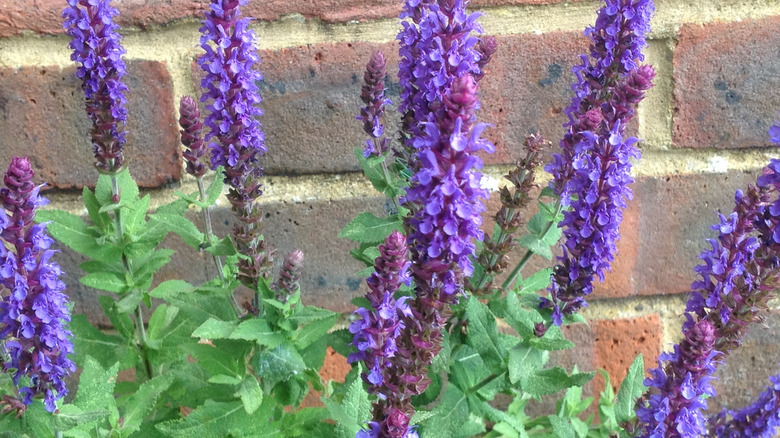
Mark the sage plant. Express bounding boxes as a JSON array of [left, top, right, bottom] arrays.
[[0, 158, 75, 412], [359, 52, 392, 159], [542, 0, 656, 325], [199, 0, 272, 289], [63, 0, 129, 173], [709, 370, 780, 438]]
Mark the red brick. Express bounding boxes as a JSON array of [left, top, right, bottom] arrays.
[[0, 0, 591, 37], [192, 32, 591, 174], [673, 17, 780, 149], [592, 315, 661, 395], [0, 60, 181, 189]]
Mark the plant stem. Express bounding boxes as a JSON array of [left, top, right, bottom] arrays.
[[380, 159, 402, 215], [470, 371, 506, 395], [110, 171, 153, 380], [501, 200, 563, 292], [197, 177, 242, 316]]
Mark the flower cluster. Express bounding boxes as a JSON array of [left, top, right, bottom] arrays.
[[359, 52, 393, 158], [471, 133, 546, 296], [179, 96, 208, 178], [349, 232, 416, 438], [542, 0, 655, 324], [274, 250, 304, 303], [349, 232, 411, 395], [199, 0, 272, 288], [63, 0, 130, 173], [709, 370, 780, 438], [0, 158, 75, 412], [635, 120, 780, 437]]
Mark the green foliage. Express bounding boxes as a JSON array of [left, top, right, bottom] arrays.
[[615, 355, 646, 424], [322, 366, 372, 438], [338, 212, 403, 244]]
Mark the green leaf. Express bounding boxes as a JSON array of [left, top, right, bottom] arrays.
[[293, 312, 338, 350], [83, 186, 110, 231], [192, 318, 238, 339], [508, 345, 548, 385], [182, 343, 245, 378], [204, 170, 225, 206], [155, 400, 266, 437], [155, 197, 190, 216], [517, 234, 553, 260], [420, 385, 469, 438], [204, 236, 237, 257], [70, 356, 119, 432], [149, 280, 195, 300], [465, 296, 506, 373], [549, 416, 575, 438], [521, 367, 594, 398], [355, 148, 388, 194], [151, 214, 205, 249], [115, 289, 143, 314], [125, 194, 151, 234], [70, 315, 133, 369], [146, 304, 181, 348], [326, 329, 354, 358], [80, 272, 128, 294], [36, 209, 121, 262], [518, 268, 553, 295], [208, 375, 242, 385], [231, 319, 285, 348], [255, 343, 306, 382], [235, 377, 263, 414], [615, 354, 645, 423], [51, 405, 110, 432], [118, 374, 174, 435], [322, 367, 371, 438], [338, 212, 402, 244], [98, 296, 135, 340]]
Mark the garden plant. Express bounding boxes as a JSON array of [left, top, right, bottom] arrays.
[[0, 0, 779, 437]]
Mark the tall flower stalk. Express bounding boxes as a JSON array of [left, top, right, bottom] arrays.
[[0, 158, 75, 413], [709, 369, 780, 438], [635, 120, 780, 437], [199, 0, 272, 291], [541, 0, 656, 325], [63, 0, 129, 174]]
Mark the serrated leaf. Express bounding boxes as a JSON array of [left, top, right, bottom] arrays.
[[83, 186, 110, 230], [322, 366, 371, 438], [549, 416, 575, 438], [151, 214, 205, 249], [35, 210, 121, 262], [118, 374, 174, 435], [81, 271, 128, 294], [98, 295, 134, 340], [518, 268, 553, 295], [255, 343, 306, 382], [205, 170, 225, 206], [327, 329, 354, 358], [115, 289, 143, 314], [204, 236, 236, 256], [235, 377, 263, 414], [155, 197, 190, 216], [133, 249, 175, 283], [355, 148, 388, 194], [508, 345, 547, 385], [615, 354, 645, 423], [231, 319, 285, 348], [293, 313, 338, 350], [155, 400, 259, 437], [465, 297, 506, 373], [69, 356, 119, 432], [420, 385, 469, 438], [70, 315, 132, 369], [51, 405, 109, 432], [149, 280, 195, 300], [338, 212, 402, 244], [516, 234, 553, 260], [521, 368, 594, 398]]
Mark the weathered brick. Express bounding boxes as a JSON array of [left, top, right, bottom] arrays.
[[0, 0, 588, 37], [193, 31, 590, 174], [0, 61, 181, 189], [673, 17, 780, 149], [62, 193, 389, 327], [709, 310, 780, 414]]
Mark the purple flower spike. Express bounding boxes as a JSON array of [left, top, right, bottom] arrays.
[[274, 249, 304, 302], [709, 369, 780, 438], [179, 96, 208, 178], [63, 0, 129, 173], [359, 52, 393, 158], [349, 231, 411, 394], [198, 0, 272, 287], [542, 0, 655, 324], [0, 158, 75, 413]]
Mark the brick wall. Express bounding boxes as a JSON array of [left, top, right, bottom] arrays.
[[2, 0, 780, 413]]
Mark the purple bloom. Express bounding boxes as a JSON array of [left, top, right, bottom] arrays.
[[542, 0, 655, 324], [709, 369, 780, 438], [274, 249, 304, 303], [349, 232, 412, 395], [358, 52, 393, 158], [179, 96, 208, 178], [0, 158, 75, 412], [63, 0, 129, 173], [198, 0, 272, 287]]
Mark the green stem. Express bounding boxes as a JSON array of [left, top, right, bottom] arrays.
[[110, 171, 153, 380], [501, 200, 563, 292], [197, 177, 241, 316], [380, 159, 402, 215], [470, 371, 506, 395]]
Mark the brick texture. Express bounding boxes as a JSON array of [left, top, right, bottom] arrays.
[[0, 0, 588, 37], [0, 60, 181, 189], [193, 32, 590, 175], [673, 16, 780, 149]]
